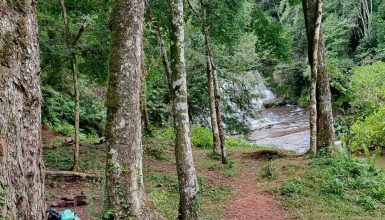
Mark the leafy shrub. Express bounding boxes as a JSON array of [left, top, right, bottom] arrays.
[[191, 125, 213, 149], [147, 144, 166, 161], [324, 178, 346, 196], [350, 105, 385, 151], [152, 127, 175, 141], [281, 178, 303, 196], [41, 84, 106, 139], [261, 162, 278, 180], [287, 153, 385, 210], [226, 136, 259, 148], [339, 62, 385, 152], [349, 61, 385, 114]]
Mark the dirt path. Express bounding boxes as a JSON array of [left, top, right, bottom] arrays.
[[224, 159, 288, 220]]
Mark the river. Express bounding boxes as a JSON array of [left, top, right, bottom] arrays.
[[248, 105, 310, 153]]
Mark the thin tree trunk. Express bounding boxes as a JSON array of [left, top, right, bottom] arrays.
[[194, 0, 227, 161], [60, 0, 81, 171], [168, 0, 199, 219], [0, 1, 45, 219], [302, 0, 335, 153], [71, 56, 80, 171], [105, 0, 163, 219], [155, 25, 173, 101], [203, 27, 221, 155], [212, 69, 228, 164]]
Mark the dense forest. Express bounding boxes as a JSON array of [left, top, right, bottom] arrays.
[[1, 0, 385, 219]]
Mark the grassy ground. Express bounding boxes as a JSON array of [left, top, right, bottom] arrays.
[[43, 133, 260, 219], [44, 132, 385, 219]]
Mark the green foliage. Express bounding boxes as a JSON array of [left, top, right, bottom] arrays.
[[42, 84, 105, 139], [338, 62, 385, 152], [146, 144, 167, 161], [44, 146, 105, 172], [281, 178, 303, 196], [226, 136, 260, 148], [350, 62, 385, 113], [208, 160, 240, 177], [261, 161, 278, 180], [102, 209, 114, 220], [191, 125, 213, 149], [152, 127, 175, 141], [252, 6, 292, 62], [283, 153, 385, 212], [350, 105, 385, 151]]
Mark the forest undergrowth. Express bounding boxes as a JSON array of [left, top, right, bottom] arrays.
[[44, 128, 385, 220]]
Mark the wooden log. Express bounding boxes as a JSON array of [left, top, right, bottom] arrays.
[[45, 170, 98, 179]]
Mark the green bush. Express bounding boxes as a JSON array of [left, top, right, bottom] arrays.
[[41, 84, 105, 139], [226, 136, 259, 148], [152, 127, 175, 141], [350, 61, 385, 114], [191, 125, 213, 149], [147, 144, 166, 161], [284, 153, 385, 210], [350, 105, 385, 151], [339, 62, 385, 152], [281, 178, 304, 196], [261, 162, 278, 180]]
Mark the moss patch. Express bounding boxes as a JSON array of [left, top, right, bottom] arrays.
[[0, 32, 14, 66]]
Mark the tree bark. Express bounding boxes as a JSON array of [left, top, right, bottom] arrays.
[[105, 0, 163, 219], [302, 0, 335, 153], [141, 49, 151, 136], [168, 0, 199, 219], [0, 1, 45, 219]]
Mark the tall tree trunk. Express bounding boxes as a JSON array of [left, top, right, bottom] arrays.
[[195, 0, 227, 162], [315, 31, 334, 151], [0, 1, 45, 219], [60, 0, 81, 171], [302, 0, 335, 153], [168, 0, 199, 219], [212, 69, 228, 164], [105, 0, 162, 219], [71, 56, 80, 171], [203, 27, 221, 155]]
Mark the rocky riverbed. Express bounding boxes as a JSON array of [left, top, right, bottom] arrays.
[[248, 105, 310, 153]]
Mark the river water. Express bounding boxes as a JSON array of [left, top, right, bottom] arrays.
[[248, 105, 310, 153]]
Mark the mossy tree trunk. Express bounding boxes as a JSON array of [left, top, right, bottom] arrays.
[[104, 0, 163, 219], [0, 0, 45, 219], [302, 0, 335, 153], [168, 0, 199, 219]]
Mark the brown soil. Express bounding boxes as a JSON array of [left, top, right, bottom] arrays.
[[224, 157, 288, 220]]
